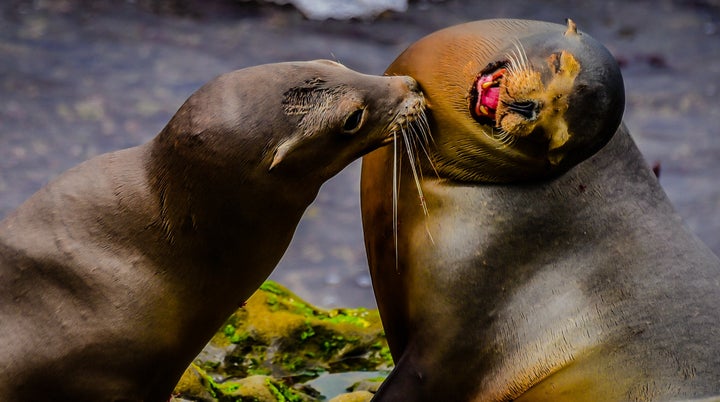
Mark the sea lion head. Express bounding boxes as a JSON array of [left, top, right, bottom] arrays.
[[386, 19, 624, 182], [269, 60, 427, 180], [151, 60, 426, 236], [158, 60, 425, 185]]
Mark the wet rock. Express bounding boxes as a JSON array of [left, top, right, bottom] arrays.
[[328, 391, 374, 402], [172, 364, 216, 402], [347, 377, 384, 393]]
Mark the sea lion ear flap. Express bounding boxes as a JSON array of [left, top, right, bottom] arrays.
[[269, 137, 302, 171], [564, 19, 579, 37]]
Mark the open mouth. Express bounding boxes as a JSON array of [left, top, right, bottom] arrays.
[[470, 62, 508, 123]]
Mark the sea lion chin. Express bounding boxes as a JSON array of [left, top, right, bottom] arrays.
[[385, 18, 624, 183], [0, 60, 425, 401]]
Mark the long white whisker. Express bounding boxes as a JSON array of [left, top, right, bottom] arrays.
[[390, 104, 435, 272], [514, 38, 529, 70], [511, 44, 520, 70], [507, 48, 521, 75], [519, 40, 529, 68], [407, 122, 437, 245], [415, 113, 439, 178], [392, 129, 399, 273], [401, 126, 429, 217], [412, 122, 435, 175]]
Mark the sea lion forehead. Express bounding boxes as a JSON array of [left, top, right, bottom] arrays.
[[386, 20, 564, 99], [389, 19, 594, 77], [280, 60, 390, 96]]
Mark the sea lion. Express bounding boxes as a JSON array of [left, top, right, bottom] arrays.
[[0, 60, 426, 402], [361, 19, 720, 401]]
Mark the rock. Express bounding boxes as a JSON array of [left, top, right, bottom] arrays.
[[172, 281, 392, 401], [214, 375, 315, 402], [172, 364, 215, 401], [329, 390, 374, 402], [347, 377, 384, 393], [249, 0, 408, 20]]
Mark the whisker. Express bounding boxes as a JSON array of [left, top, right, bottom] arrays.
[[416, 113, 434, 148], [390, 105, 434, 272], [411, 117, 438, 178], [518, 40, 529, 68], [407, 122, 437, 245], [416, 112, 439, 178], [392, 129, 399, 273], [506, 38, 530, 79], [485, 126, 516, 149], [499, 129, 517, 147], [401, 126, 429, 217], [513, 38, 529, 71], [507, 48, 521, 75]]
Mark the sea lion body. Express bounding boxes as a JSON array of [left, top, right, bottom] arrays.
[[361, 20, 720, 401], [0, 60, 425, 401]]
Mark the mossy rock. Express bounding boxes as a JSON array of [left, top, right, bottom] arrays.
[[328, 391, 374, 402], [173, 364, 315, 402], [172, 281, 392, 401]]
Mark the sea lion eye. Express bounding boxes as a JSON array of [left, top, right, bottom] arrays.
[[342, 108, 366, 134]]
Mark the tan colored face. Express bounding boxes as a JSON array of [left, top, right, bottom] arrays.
[[495, 51, 581, 164], [383, 19, 624, 183]]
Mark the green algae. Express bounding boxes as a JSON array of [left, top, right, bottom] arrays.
[[265, 377, 306, 402]]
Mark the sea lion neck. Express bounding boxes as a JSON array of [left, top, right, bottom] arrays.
[[144, 124, 320, 249], [138, 66, 333, 248]]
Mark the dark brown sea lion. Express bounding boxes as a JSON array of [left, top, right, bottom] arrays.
[[0, 60, 426, 402], [361, 19, 720, 401]]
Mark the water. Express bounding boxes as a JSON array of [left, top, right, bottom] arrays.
[[306, 370, 388, 399]]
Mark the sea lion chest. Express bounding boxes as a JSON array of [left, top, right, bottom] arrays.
[[393, 132, 720, 400]]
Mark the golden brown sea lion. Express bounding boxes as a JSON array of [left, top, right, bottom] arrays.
[[362, 19, 720, 401], [0, 60, 426, 401]]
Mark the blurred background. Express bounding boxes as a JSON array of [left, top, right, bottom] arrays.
[[1, 0, 718, 308]]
